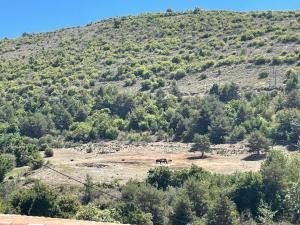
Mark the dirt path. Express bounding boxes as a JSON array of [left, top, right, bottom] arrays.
[[27, 142, 266, 186], [0, 214, 125, 225]]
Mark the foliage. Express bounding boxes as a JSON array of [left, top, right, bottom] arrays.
[[190, 134, 211, 158], [0, 154, 15, 182], [246, 131, 271, 155]]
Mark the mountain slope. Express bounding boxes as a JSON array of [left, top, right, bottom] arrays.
[[1, 10, 300, 95], [0, 10, 299, 162]]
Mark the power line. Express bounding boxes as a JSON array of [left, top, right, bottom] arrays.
[[40, 163, 192, 225], [40, 163, 120, 200]]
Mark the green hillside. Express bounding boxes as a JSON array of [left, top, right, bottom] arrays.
[[0, 8, 300, 225], [0, 9, 299, 167]]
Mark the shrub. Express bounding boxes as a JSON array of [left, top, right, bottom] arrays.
[[44, 148, 54, 158], [0, 154, 15, 182], [200, 74, 207, 80], [20, 113, 48, 138], [258, 72, 269, 79], [171, 69, 187, 80]]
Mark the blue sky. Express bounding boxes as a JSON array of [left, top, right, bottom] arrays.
[[1, 0, 300, 39]]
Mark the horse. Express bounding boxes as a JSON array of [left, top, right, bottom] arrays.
[[156, 158, 168, 164]]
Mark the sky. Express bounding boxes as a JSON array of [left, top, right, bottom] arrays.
[[1, 0, 300, 39]]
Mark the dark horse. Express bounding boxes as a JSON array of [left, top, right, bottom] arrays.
[[156, 158, 168, 164]]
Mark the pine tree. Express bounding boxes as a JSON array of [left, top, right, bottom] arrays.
[[207, 195, 239, 225]]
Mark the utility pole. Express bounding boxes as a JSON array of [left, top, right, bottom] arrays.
[[273, 66, 277, 89]]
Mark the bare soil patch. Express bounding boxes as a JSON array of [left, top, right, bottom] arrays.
[[0, 214, 124, 225], [25, 141, 272, 186]]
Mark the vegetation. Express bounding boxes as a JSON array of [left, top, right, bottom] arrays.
[[0, 8, 300, 224], [0, 151, 300, 224], [190, 134, 211, 158]]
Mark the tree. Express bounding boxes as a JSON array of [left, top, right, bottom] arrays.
[[20, 113, 48, 138], [44, 147, 54, 157], [284, 182, 300, 224], [82, 174, 93, 204], [76, 203, 102, 221], [0, 154, 15, 182], [134, 184, 169, 225], [190, 134, 211, 158], [260, 150, 288, 215], [285, 70, 299, 93], [219, 83, 240, 103], [147, 166, 172, 190], [28, 183, 60, 217], [232, 172, 263, 217], [52, 105, 73, 131], [207, 195, 239, 225], [246, 131, 271, 155], [184, 179, 209, 218], [118, 202, 153, 225], [10, 182, 60, 217], [257, 201, 276, 225], [58, 195, 81, 218], [285, 90, 300, 109], [171, 197, 194, 225], [209, 116, 231, 144]]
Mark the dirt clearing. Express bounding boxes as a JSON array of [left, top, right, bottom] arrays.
[[24, 141, 271, 186], [0, 214, 125, 225]]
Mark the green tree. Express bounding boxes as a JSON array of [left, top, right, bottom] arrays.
[[82, 174, 93, 204], [171, 196, 194, 225], [76, 203, 101, 221], [260, 150, 288, 214], [246, 131, 271, 155], [10, 182, 60, 217], [190, 134, 211, 158], [219, 83, 240, 103], [257, 201, 276, 225], [0, 154, 15, 182], [118, 202, 153, 225], [20, 113, 48, 138], [232, 172, 263, 217], [284, 182, 300, 224], [207, 195, 239, 225], [52, 105, 73, 131], [147, 166, 172, 190], [58, 195, 81, 218], [184, 179, 209, 218]]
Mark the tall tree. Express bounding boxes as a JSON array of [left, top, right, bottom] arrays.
[[190, 134, 211, 158], [247, 131, 271, 155]]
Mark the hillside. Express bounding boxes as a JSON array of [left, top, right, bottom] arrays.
[[1, 10, 300, 94], [0, 9, 299, 168], [0, 8, 300, 225]]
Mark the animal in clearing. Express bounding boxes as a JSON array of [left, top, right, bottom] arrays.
[[156, 158, 168, 164]]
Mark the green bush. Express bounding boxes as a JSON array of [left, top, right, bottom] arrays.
[[0, 154, 15, 182], [258, 72, 269, 79], [44, 148, 54, 158]]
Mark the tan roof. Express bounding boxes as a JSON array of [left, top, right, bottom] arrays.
[[0, 214, 126, 225]]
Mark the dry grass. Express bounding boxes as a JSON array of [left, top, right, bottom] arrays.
[[26, 141, 272, 186], [0, 214, 125, 225]]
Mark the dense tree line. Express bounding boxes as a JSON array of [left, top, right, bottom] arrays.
[[1, 150, 300, 225], [0, 73, 299, 174]]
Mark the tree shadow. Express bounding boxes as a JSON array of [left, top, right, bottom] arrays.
[[242, 154, 266, 161], [287, 145, 299, 152], [187, 155, 209, 160]]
